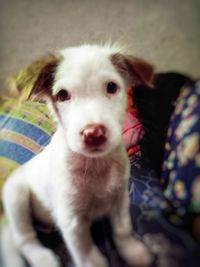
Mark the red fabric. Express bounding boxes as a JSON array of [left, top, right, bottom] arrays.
[[122, 87, 143, 157]]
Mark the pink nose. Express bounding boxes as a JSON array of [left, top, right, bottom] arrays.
[[81, 124, 107, 148]]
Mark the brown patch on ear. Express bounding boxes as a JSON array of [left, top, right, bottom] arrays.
[[9, 54, 61, 101], [31, 56, 59, 100], [111, 53, 154, 88]]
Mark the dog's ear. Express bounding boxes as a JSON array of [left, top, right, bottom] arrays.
[[9, 54, 60, 101], [111, 53, 154, 88]]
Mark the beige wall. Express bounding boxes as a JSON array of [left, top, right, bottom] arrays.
[[0, 0, 200, 91]]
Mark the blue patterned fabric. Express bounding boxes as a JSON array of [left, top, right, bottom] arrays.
[[129, 155, 164, 209], [129, 157, 200, 267], [161, 82, 200, 214]]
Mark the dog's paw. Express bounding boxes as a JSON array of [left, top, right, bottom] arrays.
[[119, 238, 153, 267], [29, 247, 60, 267], [83, 247, 108, 267]]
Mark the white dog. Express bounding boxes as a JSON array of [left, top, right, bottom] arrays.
[[2, 44, 153, 267]]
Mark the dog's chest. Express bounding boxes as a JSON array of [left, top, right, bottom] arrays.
[[67, 155, 126, 220], [73, 186, 123, 221], [68, 153, 125, 191]]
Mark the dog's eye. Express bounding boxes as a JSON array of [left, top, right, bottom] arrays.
[[55, 89, 71, 102], [106, 82, 118, 94]]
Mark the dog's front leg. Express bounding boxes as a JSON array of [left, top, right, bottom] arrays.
[[3, 176, 60, 267], [111, 188, 152, 267], [57, 214, 108, 267]]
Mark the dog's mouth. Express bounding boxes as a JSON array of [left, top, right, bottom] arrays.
[[88, 147, 105, 154], [89, 147, 102, 152], [82, 144, 110, 157]]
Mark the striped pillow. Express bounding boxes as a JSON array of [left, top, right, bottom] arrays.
[[0, 98, 56, 214]]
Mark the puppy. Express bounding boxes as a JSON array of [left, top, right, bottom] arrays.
[[2, 44, 153, 267]]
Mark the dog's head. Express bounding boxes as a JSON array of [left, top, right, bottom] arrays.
[[15, 45, 154, 157]]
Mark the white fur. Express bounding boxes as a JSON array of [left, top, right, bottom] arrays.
[[2, 45, 152, 267]]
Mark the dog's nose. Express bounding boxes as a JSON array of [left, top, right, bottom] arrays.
[[81, 124, 107, 148]]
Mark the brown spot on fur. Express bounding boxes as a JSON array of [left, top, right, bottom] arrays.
[[110, 53, 154, 88], [30, 55, 61, 100], [9, 54, 61, 102]]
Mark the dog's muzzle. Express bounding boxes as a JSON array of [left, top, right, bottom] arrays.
[[81, 124, 107, 149]]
